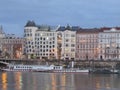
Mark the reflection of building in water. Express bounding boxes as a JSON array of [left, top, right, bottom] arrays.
[[51, 74, 57, 90], [51, 73, 67, 90], [61, 74, 66, 88], [1, 72, 7, 90], [32, 76, 37, 90], [14, 72, 22, 90], [89, 75, 111, 90], [1, 34, 24, 59]]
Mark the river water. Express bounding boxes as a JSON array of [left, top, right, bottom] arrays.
[[0, 72, 120, 90]]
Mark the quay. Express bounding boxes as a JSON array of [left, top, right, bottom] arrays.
[[0, 59, 120, 68]]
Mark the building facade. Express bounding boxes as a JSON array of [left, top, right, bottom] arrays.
[[34, 26, 58, 60], [98, 27, 120, 60], [24, 21, 120, 60], [57, 25, 79, 60], [2, 34, 24, 59], [24, 21, 59, 60], [76, 28, 100, 60]]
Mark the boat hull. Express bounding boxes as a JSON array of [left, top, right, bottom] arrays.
[[53, 69, 89, 73], [1, 69, 53, 72]]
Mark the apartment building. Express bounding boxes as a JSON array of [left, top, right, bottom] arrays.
[[57, 25, 79, 60], [76, 28, 100, 60], [2, 34, 24, 59], [98, 27, 120, 60]]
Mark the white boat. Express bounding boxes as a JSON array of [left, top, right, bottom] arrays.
[[1, 64, 89, 73], [52, 61, 89, 73], [0, 61, 89, 73], [53, 65, 89, 73], [1, 64, 54, 72]]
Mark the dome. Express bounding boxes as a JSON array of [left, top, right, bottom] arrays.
[[25, 20, 36, 27], [65, 24, 71, 30]]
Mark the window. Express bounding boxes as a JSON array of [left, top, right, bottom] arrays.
[[71, 44, 75, 47], [40, 37, 42, 40], [40, 45, 42, 48], [29, 45, 31, 48], [46, 45, 48, 48], [53, 37, 55, 40], [66, 34, 69, 37], [66, 44, 68, 47], [71, 34, 75, 37], [66, 39, 69, 42], [43, 38, 45, 40], [52, 45, 55, 48], [71, 49, 75, 52]]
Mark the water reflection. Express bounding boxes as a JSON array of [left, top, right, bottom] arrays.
[[51, 73, 75, 90], [1, 72, 7, 90], [14, 72, 22, 90], [0, 72, 120, 90]]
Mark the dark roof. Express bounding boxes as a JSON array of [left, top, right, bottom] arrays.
[[77, 28, 100, 33], [65, 24, 71, 30], [100, 27, 111, 31], [72, 26, 80, 31], [57, 26, 65, 31], [57, 26, 80, 31], [100, 27, 120, 31], [37, 25, 50, 31], [25, 20, 36, 27], [115, 27, 120, 30]]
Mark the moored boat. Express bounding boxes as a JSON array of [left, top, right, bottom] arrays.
[[52, 65, 89, 73], [1, 63, 89, 73], [1, 64, 54, 72], [89, 68, 120, 74], [0, 60, 89, 73]]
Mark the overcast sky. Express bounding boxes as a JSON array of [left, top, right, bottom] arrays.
[[0, 0, 120, 36]]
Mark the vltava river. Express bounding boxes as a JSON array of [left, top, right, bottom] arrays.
[[0, 72, 120, 90]]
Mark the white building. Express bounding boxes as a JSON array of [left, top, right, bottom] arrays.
[[57, 25, 78, 60], [24, 21, 59, 59], [35, 26, 58, 60], [98, 27, 120, 60]]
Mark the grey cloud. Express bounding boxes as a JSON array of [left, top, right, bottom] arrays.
[[0, 0, 120, 36]]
